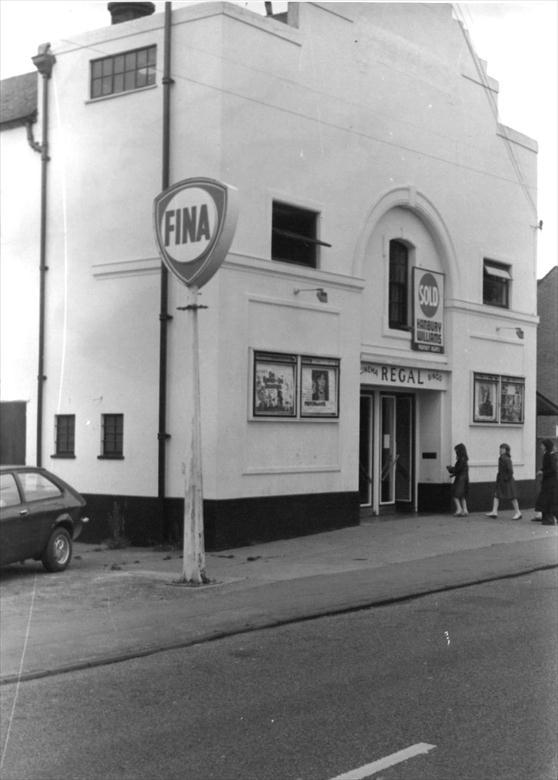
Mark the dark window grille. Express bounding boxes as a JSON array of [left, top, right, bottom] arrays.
[[389, 240, 409, 329], [272, 202, 325, 268], [101, 414, 124, 458], [55, 415, 75, 457], [90, 46, 156, 99], [483, 260, 511, 308]]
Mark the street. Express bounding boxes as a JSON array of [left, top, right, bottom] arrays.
[[1, 569, 557, 780]]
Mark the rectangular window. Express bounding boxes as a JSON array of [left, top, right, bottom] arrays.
[[100, 414, 124, 459], [483, 260, 511, 308], [389, 240, 409, 330], [272, 202, 328, 268], [55, 415, 75, 457], [90, 45, 156, 99]]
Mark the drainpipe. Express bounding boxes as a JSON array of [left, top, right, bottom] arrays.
[[158, 2, 173, 538], [31, 43, 56, 468]]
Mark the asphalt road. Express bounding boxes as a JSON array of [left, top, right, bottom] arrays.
[[1, 570, 556, 780]]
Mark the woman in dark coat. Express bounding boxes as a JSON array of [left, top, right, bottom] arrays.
[[447, 443, 469, 516], [486, 443, 522, 520], [538, 438, 558, 526]]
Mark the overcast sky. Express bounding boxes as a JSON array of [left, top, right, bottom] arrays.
[[1, 0, 556, 278]]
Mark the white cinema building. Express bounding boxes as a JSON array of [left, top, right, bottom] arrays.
[[0, 2, 539, 546]]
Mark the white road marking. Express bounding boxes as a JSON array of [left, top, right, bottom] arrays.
[[328, 742, 437, 779]]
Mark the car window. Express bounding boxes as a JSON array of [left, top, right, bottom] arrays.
[[19, 472, 63, 502], [0, 473, 22, 508]]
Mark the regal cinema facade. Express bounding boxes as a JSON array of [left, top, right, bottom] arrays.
[[0, 2, 539, 546]]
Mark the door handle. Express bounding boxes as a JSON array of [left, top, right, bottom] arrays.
[[19, 509, 29, 517]]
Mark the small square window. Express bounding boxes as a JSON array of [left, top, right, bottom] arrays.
[[100, 414, 124, 459], [272, 202, 321, 268], [55, 415, 75, 457], [483, 260, 511, 308]]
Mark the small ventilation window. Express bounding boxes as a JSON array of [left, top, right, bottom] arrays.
[[483, 260, 511, 308], [272, 202, 330, 268]]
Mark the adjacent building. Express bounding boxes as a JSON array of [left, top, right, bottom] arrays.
[[0, 2, 540, 546], [536, 266, 558, 463]]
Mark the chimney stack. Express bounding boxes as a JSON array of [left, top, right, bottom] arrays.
[[107, 2, 155, 24]]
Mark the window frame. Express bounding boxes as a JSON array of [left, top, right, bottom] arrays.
[[53, 414, 75, 458], [271, 201, 328, 269], [99, 414, 124, 460], [90, 45, 157, 100], [483, 259, 511, 308], [388, 239, 411, 331]]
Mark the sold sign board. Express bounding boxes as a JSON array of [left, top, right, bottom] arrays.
[[153, 178, 238, 289], [412, 268, 444, 353]]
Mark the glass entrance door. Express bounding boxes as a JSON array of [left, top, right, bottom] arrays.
[[359, 395, 373, 506], [380, 394, 414, 507]]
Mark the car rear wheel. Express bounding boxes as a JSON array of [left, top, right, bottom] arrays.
[[42, 527, 72, 572]]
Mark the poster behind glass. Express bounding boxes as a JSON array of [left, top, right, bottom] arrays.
[[300, 357, 340, 417], [473, 373, 498, 423], [253, 352, 297, 417], [500, 376, 524, 424]]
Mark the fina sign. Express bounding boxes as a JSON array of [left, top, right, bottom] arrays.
[[153, 177, 238, 289], [412, 268, 444, 353]]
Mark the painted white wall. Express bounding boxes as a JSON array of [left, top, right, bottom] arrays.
[[0, 1, 538, 503]]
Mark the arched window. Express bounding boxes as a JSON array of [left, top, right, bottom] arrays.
[[389, 240, 409, 330]]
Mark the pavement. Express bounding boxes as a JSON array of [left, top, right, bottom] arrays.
[[1, 510, 557, 686]]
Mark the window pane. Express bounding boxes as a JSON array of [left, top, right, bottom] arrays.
[[113, 73, 124, 93], [56, 415, 75, 456], [124, 71, 136, 91], [389, 241, 408, 329], [272, 202, 318, 267], [91, 60, 103, 79], [90, 47, 156, 99], [102, 415, 123, 457], [91, 78, 102, 99], [0, 474, 21, 508], [20, 473, 62, 502], [483, 260, 510, 307]]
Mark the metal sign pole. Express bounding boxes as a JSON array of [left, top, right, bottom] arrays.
[[178, 287, 208, 584], [153, 177, 238, 585]]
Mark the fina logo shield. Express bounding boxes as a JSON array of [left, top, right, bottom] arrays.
[[153, 178, 238, 289]]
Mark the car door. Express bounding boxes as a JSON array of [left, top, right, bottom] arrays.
[[14, 470, 66, 561], [0, 471, 26, 564]]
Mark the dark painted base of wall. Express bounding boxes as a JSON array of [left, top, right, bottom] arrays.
[[80, 491, 361, 550], [418, 479, 537, 514], [80, 480, 537, 548]]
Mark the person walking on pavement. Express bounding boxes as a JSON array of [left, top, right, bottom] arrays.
[[486, 443, 522, 520], [447, 443, 469, 516], [537, 438, 558, 526]]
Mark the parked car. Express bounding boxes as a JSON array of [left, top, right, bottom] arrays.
[[0, 466, 88, 572]]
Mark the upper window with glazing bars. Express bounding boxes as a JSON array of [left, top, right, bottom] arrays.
[[388, 240, 410, 330], [90, 46, 156, 99]]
